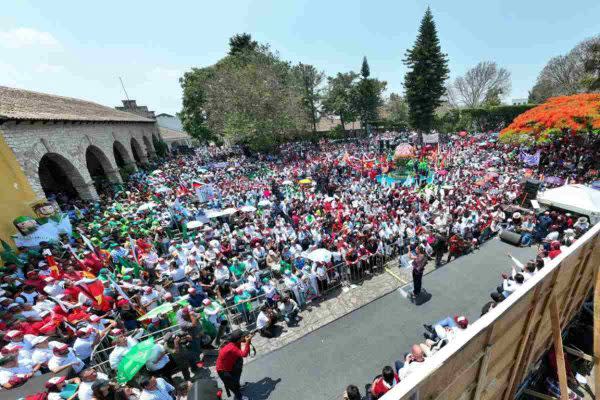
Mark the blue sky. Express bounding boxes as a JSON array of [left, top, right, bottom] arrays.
[[1, 0, 598, 114]]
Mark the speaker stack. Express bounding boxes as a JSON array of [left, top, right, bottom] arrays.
[[522, 178, 541, 203], [500, 230, 522, 246]]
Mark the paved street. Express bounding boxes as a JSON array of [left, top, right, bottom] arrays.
[[237, 239, 536, 400]]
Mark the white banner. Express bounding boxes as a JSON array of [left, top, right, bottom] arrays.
[[423, 133, 439, 143], [13, 214, 72, 248]]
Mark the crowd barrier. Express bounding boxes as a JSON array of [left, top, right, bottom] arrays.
[[381, 222, 600, 400]]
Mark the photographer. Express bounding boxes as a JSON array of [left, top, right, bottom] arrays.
[[175, 305, 204, 357], [163, 332, 200, 382], [215, 329, 252, 400]]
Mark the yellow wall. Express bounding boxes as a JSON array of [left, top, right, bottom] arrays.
[[0, 131, 41, 246]]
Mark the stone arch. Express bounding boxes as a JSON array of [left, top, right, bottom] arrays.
[[113, 140, 135, 169], [130, 136, 147, 165], [85, 145, 122, 191], [38, 152, 98, 201], [142, 135, 155, 158]]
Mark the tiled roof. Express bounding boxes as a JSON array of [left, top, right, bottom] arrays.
[[159, 126, 191, 141], [0, 86, 154, 123]]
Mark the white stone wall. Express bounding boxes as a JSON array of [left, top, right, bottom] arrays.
[[0, 120, 158, 200]]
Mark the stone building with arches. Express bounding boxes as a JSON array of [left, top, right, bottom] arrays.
[[0, 86, 161, 208]]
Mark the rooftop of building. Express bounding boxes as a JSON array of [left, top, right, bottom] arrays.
[[0, 86, 154, 123]]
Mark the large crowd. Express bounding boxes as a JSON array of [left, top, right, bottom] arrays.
[[0, 132, 597, 400]]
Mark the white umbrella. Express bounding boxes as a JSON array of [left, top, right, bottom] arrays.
[[137, 202, 157, 212], [258, 199, 272, 207], [305, 248, 333, 263], [186, 221, 204, 230], [150, 170, 163, 175], [155, 186, 172, 193], [227, 167, 236, 172], [282, 180, 293, 185], [239, 205, 257, 213]]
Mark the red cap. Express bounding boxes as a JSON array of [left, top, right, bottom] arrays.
[[454, 315, 469, 329], [117, 299, 129, 307]]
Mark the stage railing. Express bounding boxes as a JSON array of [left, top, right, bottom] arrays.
[[381, 222, 600, 400]]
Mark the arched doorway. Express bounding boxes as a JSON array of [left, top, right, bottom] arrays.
[[38, 153, 87, 202], [130, 137, 143, 165], [142, 136, 153, 155], [85, 146, 112, 194], [113, 141, 130, 168]]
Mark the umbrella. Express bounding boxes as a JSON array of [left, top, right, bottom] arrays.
[[137, 202, 156, 212], [155, 186, 173, 193], [486, 167, 499, 172], [282, 180, 293, 185], [150, 170, 163, 175], [116, 337, 155, 383], [459, 131, 468, 137], [137, 302, 174, 321], [186, 221, 203, 230], [227, 167, 236, 172], [393, 144, 415, 160], [257, 199, 271, 207], [240, 205, 257, 212], [298, 178, 312, 185], [305, 248, 333, 263]]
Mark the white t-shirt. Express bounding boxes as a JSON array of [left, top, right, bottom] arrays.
[[167, 267, 186, 282], [73, 334, 96, 360], [31, 347, 53, 365], [0, 365, 35, 385], [256, 311, 270, 329], [48, 350, 85, 373], [109, 337, 138, 369], [145, 344, 169, 371], [139, 378, 174, 400], [78, 372, 108, 400]]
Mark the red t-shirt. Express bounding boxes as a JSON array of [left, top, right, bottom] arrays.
[[216, 342, 250, 372], [371, 374, 400, 398]]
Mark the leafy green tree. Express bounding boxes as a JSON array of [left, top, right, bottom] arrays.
[[404, 7, 450, 135], [295, 63, 324, 133], [228, 33, 258, 56], [178, 67, 217, 143], [386, 93, 409, 125], [180, 40, 307, 152], [322, 72, 359, 131], [352, 57, 387, 131]]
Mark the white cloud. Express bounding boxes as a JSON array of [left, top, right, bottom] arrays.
[[0, 28, 61, 49], [35, 63, 64, 73]]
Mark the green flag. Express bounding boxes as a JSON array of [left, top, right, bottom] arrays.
[[181, 222, 189, 241], [116, 337, 155, 384]]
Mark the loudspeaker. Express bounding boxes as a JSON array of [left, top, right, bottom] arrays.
[[524, 178, 541, 195], [500, 230, 522, 246], [187, 379, 220, 400]]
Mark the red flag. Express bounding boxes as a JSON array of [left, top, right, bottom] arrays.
[[78, 279, 105, 305], [192, 180, 204, 189], [45, 254, 62, 279]]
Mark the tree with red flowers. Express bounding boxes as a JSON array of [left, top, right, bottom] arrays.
[[500, 93, 600, 144]]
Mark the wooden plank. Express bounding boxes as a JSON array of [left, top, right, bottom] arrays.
[[522, 388, 559, 400], [473, 325, 495, 400], [502, 281, 545, 400], [594, 251, 600, 396], [516, 269, 561, 388], [563, 346, 595, 363], [559, 243, 592, 329], [549, 296, 569, 400]]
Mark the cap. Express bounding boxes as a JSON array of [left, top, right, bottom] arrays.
[[111, 328, 123, 336], [53, 343, 69, 352], [89, 315, 101, 322], [1, 343, 22, 354], [187, 288, 196, 294], [45, 376, 66, 388], [454, 315, 469, 329], [5, 330, 23, 339], [30, 336, 49, 346], [202, 299, 211, 306]]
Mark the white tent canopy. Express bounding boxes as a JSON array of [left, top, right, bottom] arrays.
[[537, 184, 600, 224]]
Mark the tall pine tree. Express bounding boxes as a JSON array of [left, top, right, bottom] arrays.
[[404, 7, 449, 135], [353, 57, 386, 132]]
